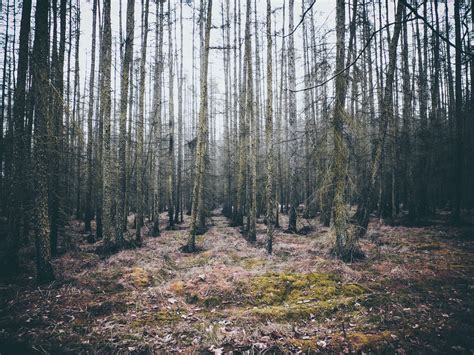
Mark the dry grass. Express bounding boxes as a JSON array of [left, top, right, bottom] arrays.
[[1, 210, 473, 353]]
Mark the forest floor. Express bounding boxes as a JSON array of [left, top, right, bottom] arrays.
[[1, 209, 474, 354]]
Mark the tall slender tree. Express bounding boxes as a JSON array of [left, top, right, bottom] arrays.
[[32, 0, 55, 282], [101, 0, 114, 246], [246, 0, 257, 242], [136, 0, 150, 242], [188, 0, 213, 252], [167, 0, 176, 229], [287, 0, 298, 232], [151, 0, 164, 237], [117, 0, 134, 243], [5, 0, 32, 272], [85, 0, 97, 234], [265, 0, 274, 254]]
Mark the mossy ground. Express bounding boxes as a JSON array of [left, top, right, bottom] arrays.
[[241, 272, 366, 321], [0, 210, 473, 353]]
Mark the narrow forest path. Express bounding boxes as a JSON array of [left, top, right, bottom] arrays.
[[1, 210, 474, 353]]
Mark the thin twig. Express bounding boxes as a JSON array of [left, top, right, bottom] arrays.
[[283, 0, 317, 38], [289, 13, 417, 93]]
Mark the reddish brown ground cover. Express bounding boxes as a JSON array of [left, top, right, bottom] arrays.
[[1, 211, 473, 353]]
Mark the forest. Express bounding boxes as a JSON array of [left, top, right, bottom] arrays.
[[0, 0, 473, 352]]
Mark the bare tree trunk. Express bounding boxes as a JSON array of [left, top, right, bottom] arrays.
[[167, 0, 176, 229], [221, 0, 232, 219], [85, 0, 97, 233], [96, 0, 106, 241], [287, 0, 298, 232], [117, 0, 134, 243], [32, 0, 55, 283], [332, 0, 353, 260], [151, 0, 164, 237], [188, 0, 212, 252], [246, 0, 257, 243], [401, 4, 415, 220], [265, 0, 274, 254], [354, 0, 404, 238], [6, 0, 32, 272], [452, 0, 463, 223], [101, 0, 114, 245], [49, 0, 67, 256], [175, 0, 184, 224], [0, 0, 10, 211], [73, 2, 81, 221], [136, 0, 149, 242], [234, 0, 249, 227]]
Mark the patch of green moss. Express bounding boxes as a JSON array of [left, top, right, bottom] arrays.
[[130, 267, 150, 287], [169, 280, 186, 295], [348, 331, 393, 351], [287, 337, 319, 351], [244, 272, 366, 320], [185, 293, 199, 304], [130, 309, 181, 329], [240, 257, 266, 270], [196, 235, 205, 244], [88, 300, 127, 316], [415, 241, 444, 251], [71, 318, 89, 335], [203, 295, 222, 307], [183, 293, 222, 308], [87, 269, 124, 293], [179, 255, 210, 269], [250, 297, 356, 320]]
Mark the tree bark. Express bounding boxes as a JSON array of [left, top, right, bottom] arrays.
[[85, 0, 97, 234], [287, 0, 298, 232], [6, 0, 32, 272], [167, 0, 176, 229], [265, 0, 274, 254], [117, 0, 134, 243], [136, 0, 149, 242], [188, 0, 212, 252], [354, 0, 404, 238], [101, 0, 114, 245], [32, 0, 55, 283], [452, 0, 463, 223]]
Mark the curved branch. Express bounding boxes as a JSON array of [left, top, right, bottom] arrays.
[[289, 13, 417, 93], [400, 0, 471, 57], [283, 0, 317, 38]]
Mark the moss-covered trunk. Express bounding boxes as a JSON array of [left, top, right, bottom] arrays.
[[32, 0, 54, 283], [188, 0, 213, 251]]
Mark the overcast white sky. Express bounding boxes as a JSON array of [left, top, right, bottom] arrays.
[[79, 0, 338, 84], [76, 0, 342, 138]]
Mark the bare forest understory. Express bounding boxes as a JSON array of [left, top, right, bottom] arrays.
[[1, 210, 473, 353], [1, 0, 474, 352]]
